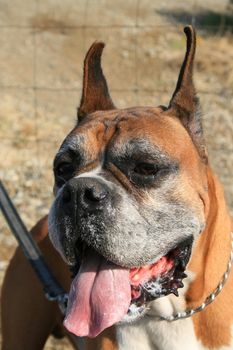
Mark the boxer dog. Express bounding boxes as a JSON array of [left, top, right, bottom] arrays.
[[1, 26, 233, 350]]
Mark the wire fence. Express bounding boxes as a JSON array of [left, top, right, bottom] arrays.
[[0, 1, 233, 348], [0, 0, 233, 228], [0, 0, 233, 219]]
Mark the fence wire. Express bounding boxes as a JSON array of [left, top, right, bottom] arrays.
[[0, 0, 233, 222], [0, 2, 233, 348]]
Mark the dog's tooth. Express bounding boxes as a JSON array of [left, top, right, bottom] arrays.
[[172, 289, 179, 297], [181, 272, 187, 279], [177, 281, 184, 288], [180, 260, 186, 269]]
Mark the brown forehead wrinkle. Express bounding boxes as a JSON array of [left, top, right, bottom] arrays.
[[77, 106, 164, 125], [70, 122, 107, 161], [69, 106, 200, 169], [70, 107, 154, 146], [69, 116, 118, 161], [113, 110, 197, 159]]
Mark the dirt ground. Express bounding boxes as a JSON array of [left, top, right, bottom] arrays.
[[0, 0, 233, 348]]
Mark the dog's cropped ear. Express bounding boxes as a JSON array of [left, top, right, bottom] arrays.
[[166, 26, 207, 161], [77, 42, 115, 121]]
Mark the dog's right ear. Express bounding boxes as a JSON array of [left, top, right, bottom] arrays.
[[165, 26, 207, 162], [77, 42, 115, 121]]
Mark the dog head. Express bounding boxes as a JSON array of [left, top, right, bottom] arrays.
[[48, 26, 209, 337]]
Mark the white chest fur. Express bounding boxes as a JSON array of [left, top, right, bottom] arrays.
[[117, 294, 200, 350], [117, 294, 233, 350]]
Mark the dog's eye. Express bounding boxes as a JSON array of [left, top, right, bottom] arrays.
[[133, 163, 159, 176], [55, 162, 75, 178], [131, 162, 174, 187]]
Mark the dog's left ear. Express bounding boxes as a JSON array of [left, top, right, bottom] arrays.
[[166, 26, 206, 161], [77, 42, 115, 121]]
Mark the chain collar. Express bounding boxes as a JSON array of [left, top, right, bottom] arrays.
[[157, 232, 233, 322]]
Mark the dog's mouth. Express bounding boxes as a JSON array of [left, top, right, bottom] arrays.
[[125, 238, 192, 323], [64, 237, 193, 338]]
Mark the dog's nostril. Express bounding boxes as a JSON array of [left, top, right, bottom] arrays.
[[84, 187, 108, 202], [62, 187, 71, 203]]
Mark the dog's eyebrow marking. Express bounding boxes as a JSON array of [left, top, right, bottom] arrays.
[[58, 134, 86, 155], [54, 134, 88, 169], [112, 138, 176, 165]]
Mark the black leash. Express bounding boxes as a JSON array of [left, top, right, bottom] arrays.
[[0, 180, 84, 348], [0, 180, 68, 314]]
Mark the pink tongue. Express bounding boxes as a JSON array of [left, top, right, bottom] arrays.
[[64, 249, 131, 337]]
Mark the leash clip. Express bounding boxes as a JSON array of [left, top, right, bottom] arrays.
[[45, 292, 68, 314]]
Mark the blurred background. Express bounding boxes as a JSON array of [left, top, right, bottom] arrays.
[[0, 0, 233, 348]]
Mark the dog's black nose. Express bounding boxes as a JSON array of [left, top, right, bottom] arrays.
[[84, 186, 108, 202], [62, 177, 109, 212]]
